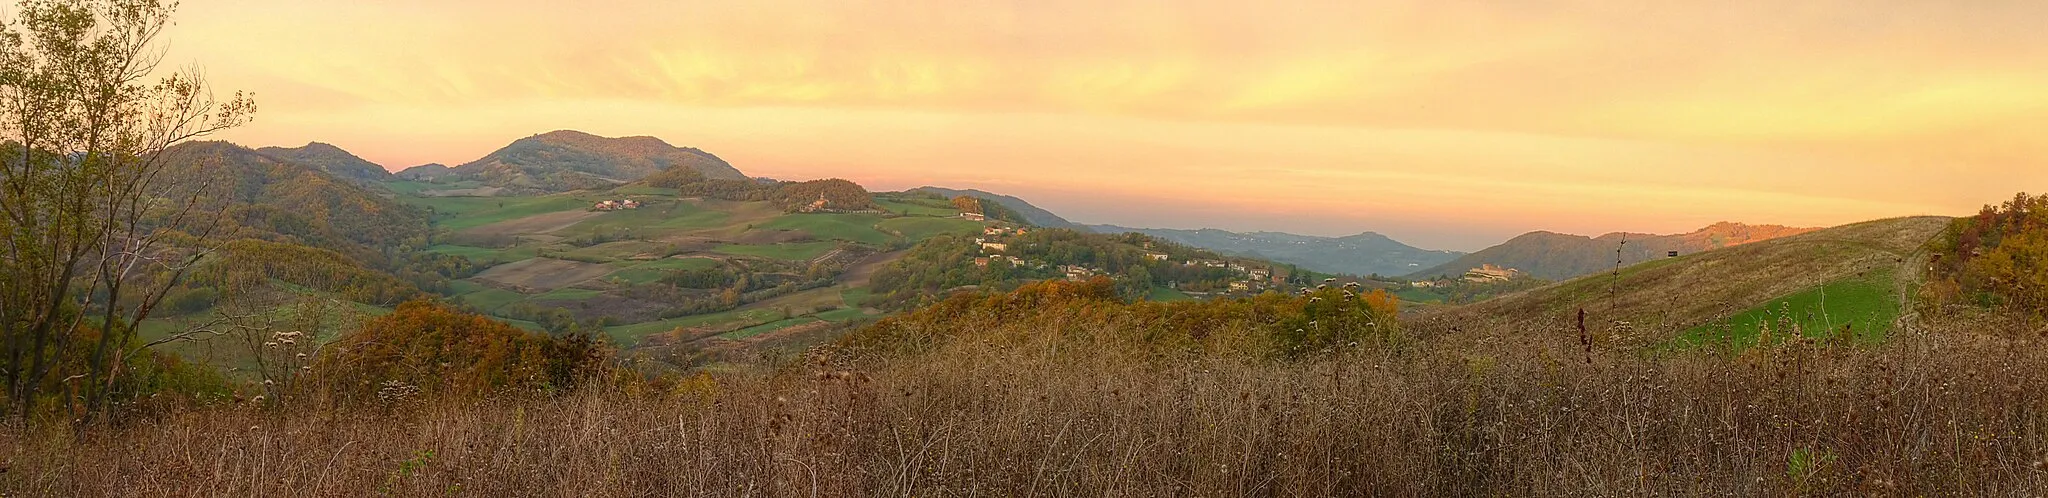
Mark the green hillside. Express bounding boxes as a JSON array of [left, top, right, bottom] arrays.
[[1415, 217, 1948, 345]]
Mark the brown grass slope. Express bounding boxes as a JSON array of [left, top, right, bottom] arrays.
[[1411, 222, 1819, 280], [1414, 216, 1948, 341]]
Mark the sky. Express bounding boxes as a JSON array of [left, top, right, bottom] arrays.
[[154, 0, 2048, 251]]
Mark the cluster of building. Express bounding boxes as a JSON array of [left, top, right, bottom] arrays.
[[1462, 264, 1521, 283], [974, 255, 1027, 269], [592, 199, 642, 211], [985, 226, 1029, 237]]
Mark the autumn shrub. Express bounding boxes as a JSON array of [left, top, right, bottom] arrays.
[[1929, 192, 2048, 314], [307, 300, 612, 404]]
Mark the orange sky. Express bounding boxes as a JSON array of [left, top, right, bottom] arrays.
[[156, 0, 2048, 250]]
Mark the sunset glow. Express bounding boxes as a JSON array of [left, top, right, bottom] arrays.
[[166, 0, 2048, 249]]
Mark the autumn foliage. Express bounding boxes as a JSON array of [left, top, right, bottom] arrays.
[[310, 300, 611, 403], [1928, 192, 2048, 313]]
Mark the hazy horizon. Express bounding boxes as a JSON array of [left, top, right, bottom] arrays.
[[163, 0, 2047, 250]]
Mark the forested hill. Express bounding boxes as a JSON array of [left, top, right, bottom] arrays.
[[1085, 225, 1462, 277], [910, 187, 1081, 229], [160, 141, 429, 267], [1409, 222, 1819, 281], [254, 142, 392, 183], [446, 130, 744, 192]]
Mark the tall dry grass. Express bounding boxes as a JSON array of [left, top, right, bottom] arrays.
[[7, 313, 2048, 496]]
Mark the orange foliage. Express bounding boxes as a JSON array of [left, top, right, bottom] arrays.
[[311, 300, 609, 403]]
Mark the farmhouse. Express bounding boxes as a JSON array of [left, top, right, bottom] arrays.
[[593, 199, 642, 211], [961, 212, 986, 221], [980, 241, 1008, 253], [1145, 252, 1169, 261]]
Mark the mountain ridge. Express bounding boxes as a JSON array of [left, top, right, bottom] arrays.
[[253, 142, 392, 183], [1086, 225, 1463, 277], [440, 130, 744, 192], [1409, 222, 1820, 281]]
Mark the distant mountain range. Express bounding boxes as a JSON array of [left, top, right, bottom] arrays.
[[1085, 226, 1463, 277], [255, 142, 392, 184], [400, 130, 744, 192], [1409, 222, 1820, 281], [243, 139, 1820, 285]]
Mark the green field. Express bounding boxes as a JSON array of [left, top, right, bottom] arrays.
[[878, 216, 983, 242], [840, 287, 874, 307], [877, 199, 960, 217], [404, 195, 591, 230], [603, 308, 786, 345], [535, 287, 603, 301], [559, 200, 727, 236], [719, 317, 822, 340], [755, 214, 894, 245], [604, 257, 720, 284], [1394, 288, 1447, 304], [1672, 269, 1898, 348], [814, 307, 876, 322], [715, 241, 839, 261], [454, 288, 526, 313]]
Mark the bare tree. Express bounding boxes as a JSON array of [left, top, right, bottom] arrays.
[[0, 0, 252, 423]]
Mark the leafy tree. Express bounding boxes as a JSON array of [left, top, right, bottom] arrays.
[[0, 0, 253, 421], [1930, 192, 2048, 314]]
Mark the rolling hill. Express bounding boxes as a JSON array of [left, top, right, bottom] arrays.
[[161, 141, 430, 267], [1409, 222, 1818, 281], [1413, 217, 1946, 344], [254, 142, 392, 183], [395, 163, 453, 180], [1086, 226, 1462, 277], [910, 187, 1081, 228], [446, 130, 745, 192]]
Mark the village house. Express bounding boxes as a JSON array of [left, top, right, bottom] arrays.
[[1463, 264, 1520, 283], [1229, 281, 1251, 292], [974, 257, 991, 268], [1247, 268, 1271, 281], [1145, 252, 1169, 261], [593, 199, 642, 211], [960, 212, 986, 221], [980, 241, 1008, 253], [1059, 265, 1096, 280]]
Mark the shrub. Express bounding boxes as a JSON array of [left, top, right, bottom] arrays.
[[310, 300, 611, 403]]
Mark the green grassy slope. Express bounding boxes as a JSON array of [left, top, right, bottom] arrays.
[[1416, 217, 1948, 344]]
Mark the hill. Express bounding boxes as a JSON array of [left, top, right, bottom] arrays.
[[161, 141, 430, 267], [253, 142, 392, 183], [446, 130, 744, 192], [1414, 217, 1946, 344], [910, 187, 1080, 228], [395, 163, 453, 181], [1087, 226, 1461, 277], [1410, 222, 1818, 281]]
